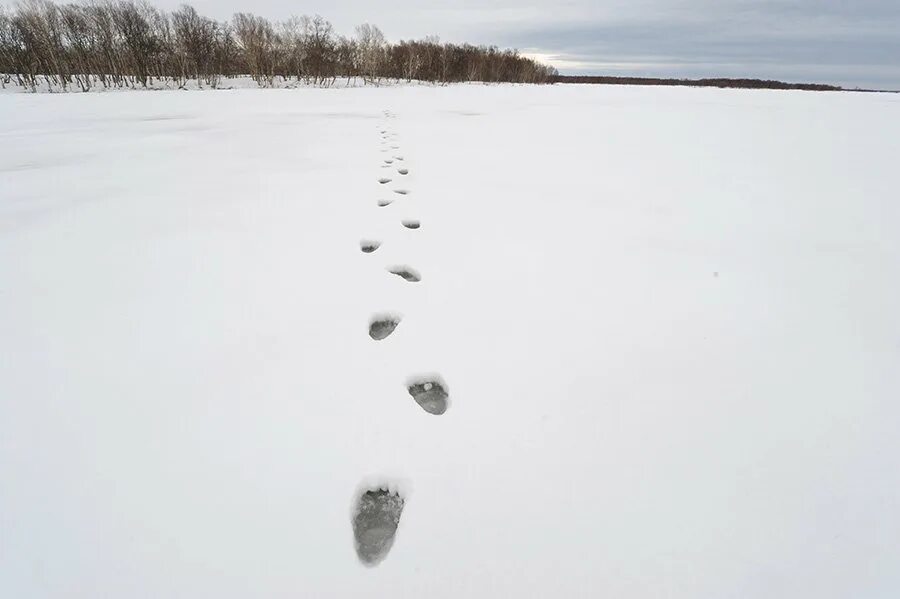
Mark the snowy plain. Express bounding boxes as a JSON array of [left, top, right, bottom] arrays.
[[1, 83, 899, 598]]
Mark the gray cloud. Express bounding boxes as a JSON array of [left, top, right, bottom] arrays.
[[491, 1, 900, 89]]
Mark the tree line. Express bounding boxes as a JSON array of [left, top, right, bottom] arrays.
[[0, 0, 558, 91], [551, 75, 842, 92]]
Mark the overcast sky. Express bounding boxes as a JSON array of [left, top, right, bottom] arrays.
[[157, 0, 899, 89]]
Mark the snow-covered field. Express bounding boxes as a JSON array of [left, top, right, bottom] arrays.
[[1, 84, 899, 598]]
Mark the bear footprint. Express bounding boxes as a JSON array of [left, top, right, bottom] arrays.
[[352, 487, 405, 566], [387, 266, 421, 282], [369, 314, 401, 340], [360, 240, 381, 253], [407, 376, 450, 415]]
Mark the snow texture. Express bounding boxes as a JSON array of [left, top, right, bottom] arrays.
[[1, 83, 900, 598]]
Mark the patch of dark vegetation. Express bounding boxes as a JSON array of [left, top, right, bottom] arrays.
[[550, 75, 845, 92], [407, 377, 449, 415], [352, 487, 405, 566]]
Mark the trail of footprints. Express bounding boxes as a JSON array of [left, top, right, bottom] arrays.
[[353, 110, 448, 567]]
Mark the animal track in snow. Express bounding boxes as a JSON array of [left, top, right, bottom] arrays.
[[384, 159, 394, 164], [394, 156, 404, 161], [377, 199, 393, 207], [393, 189, 410, 195], [360, 240, 381, 253], [401, 220, 420, 229], [407, 376, 450, 415], [397, 168, 409, 175], [387, 266, 421, 282], [352, 487, 405, 566], [378, 178, 392, 184], [369, 314, 402, 340]]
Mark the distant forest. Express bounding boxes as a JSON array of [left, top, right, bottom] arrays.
[[0, 0, 558, 91], [551, 75, 845, 92]]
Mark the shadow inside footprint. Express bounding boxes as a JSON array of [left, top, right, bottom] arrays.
[[352, 488, 405, 567], [393, 189, 410, 195], [401, 220, 420, 229], [407, 377, 449, 415], [360, 240, 381, 253], [384, 159, 394, 164], [387, 266, 421, 282], [369, 314, 401, 340], [378, 199, 393, 207], [394, 156, 404, 161], [378, 178, 392, 184], [397, 168, 409, 175]]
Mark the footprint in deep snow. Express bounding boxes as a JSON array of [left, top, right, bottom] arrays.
[[378, 178, 392, 184], [377, 199, 393, 207], [401, 220, 420, 229], [407, 377, 450, 415], [360, 240, 381, 253], [393, 189, 410, 195], [394, 156, 404, 161], [387, 266, 421, 282], [369, 314, 402, 340], [352, 487, 405, 566], [384, 159, 394, 164], [397, 168, 409, 175]]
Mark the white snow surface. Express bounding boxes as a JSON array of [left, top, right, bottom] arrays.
[[2, 84, 900, 598]]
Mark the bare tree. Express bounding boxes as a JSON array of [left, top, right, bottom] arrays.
[[232, 12, 277, 86], [354, 23, 383, 83], [172, 4, 218, 85], [304, 14, 334, 84]]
